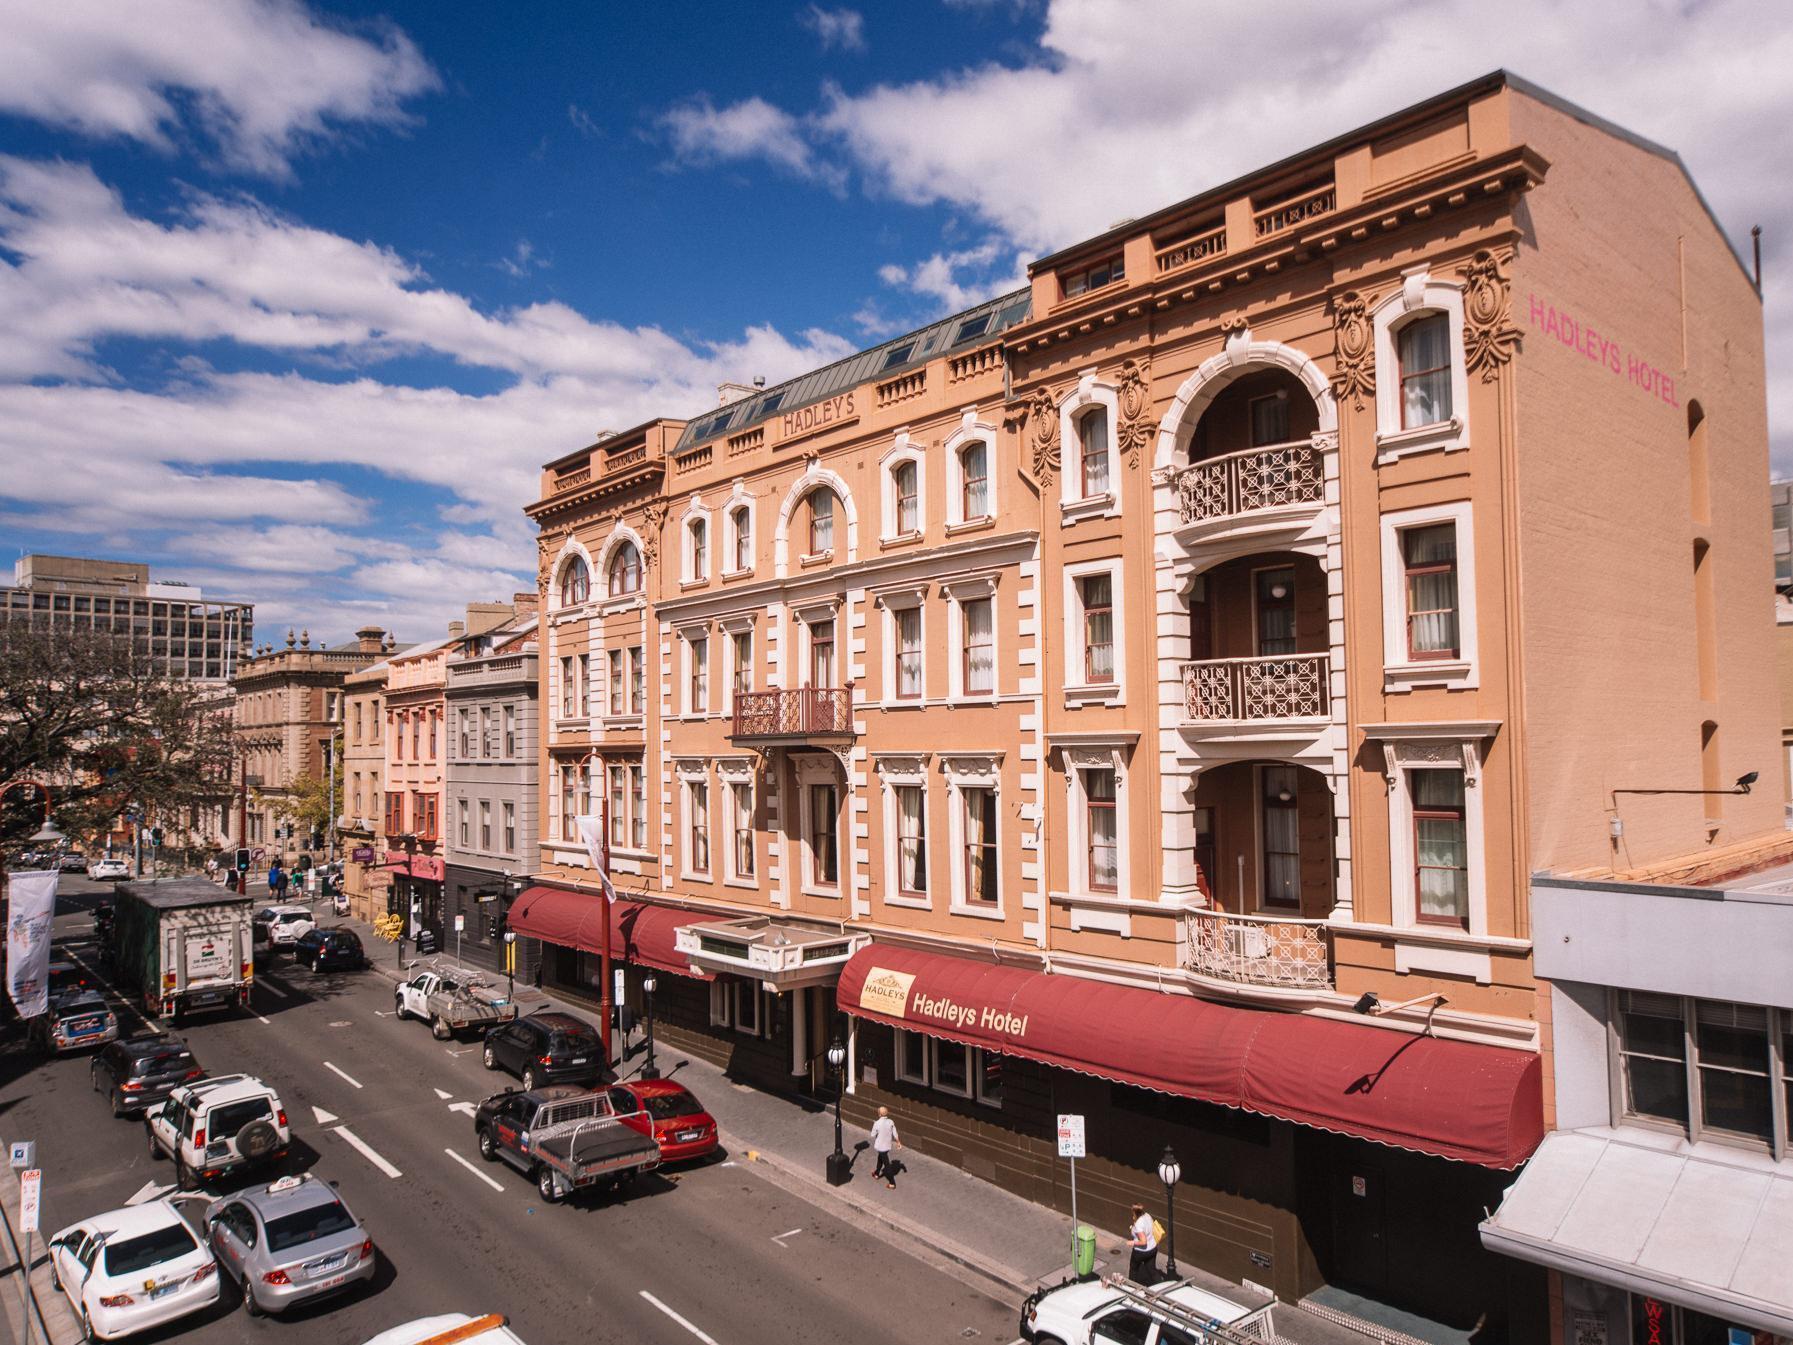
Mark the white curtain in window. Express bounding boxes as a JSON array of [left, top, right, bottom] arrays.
[[964, 600, 993, 692], [1080, 409, 1110, 496], [962, 444, 988, 517], [1399, 315, 1453, 427], [1414, 771, 1467, 920], [1405, 526, 1459, 655], [898, 785, 926, 891]]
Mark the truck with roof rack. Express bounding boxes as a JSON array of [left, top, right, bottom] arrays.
[[1020, 1271, 1277, 1344], [111, 877, 255, 1022]]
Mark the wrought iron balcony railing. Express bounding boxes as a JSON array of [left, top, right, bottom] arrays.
[[1183, 907, 1333, 990], [1181, 654, 1329, 722], [1173, 440, 1324, 526], [731, 688, 853, 741]]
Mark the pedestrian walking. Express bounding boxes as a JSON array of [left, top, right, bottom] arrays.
[[870, 1105, 902, 1188], [1126, 1203, 1159, 1284], [204, 855, 218, 883]]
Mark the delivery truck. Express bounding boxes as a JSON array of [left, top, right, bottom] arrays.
[[111, 878, 255, 1021]]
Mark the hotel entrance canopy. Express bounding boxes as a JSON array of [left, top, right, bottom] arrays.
[[838, 944, 1543, 1168], [674, 916, 870, 990]]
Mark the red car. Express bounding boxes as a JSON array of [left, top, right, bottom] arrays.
[[620, 1079, 719, 1162]]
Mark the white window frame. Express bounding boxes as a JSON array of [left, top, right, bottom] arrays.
[[875, 754, 931, 910], [718, 758, 757, 888], [502, 800, 515, 855], [879, 430, 927, 544], [1378, 500, 1478, 691], [732, 980, 763, 1037], [719, 615, 755, 713], [1371, 268, 1471, 464], [682, 627, 711, 717], [683, 509, 711, 586], [709, 978, 732, 1028], [943, 575, 999, 703], [678, 760, 712, 880], [1058, 371, 1121, 522], [1060, 742, 1130, 903], [724, 487, 755, 579], [943, 412, 1000, 531], [942, 753, 1004, 919], [895, 1029, 931, 1085], [1371, 733, 1491, 959], [932, 1039, 974, 1098], [1061, 559, 1124, 705], [795, 754, 843, 897], [792, 597, 841, 691], [872, 585, 927, 706]]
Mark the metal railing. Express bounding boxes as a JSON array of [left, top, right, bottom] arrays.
[[1184, 907, 1333, 990], [1181, 653, 1328, 721], [731, 688, 853, 739], [1173, 439, 1324, 525]]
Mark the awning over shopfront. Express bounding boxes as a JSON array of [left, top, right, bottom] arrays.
[[1479, 1129, 1793, 1337], [837, 945, 1543, 1168], [508, 886, 725, 979]]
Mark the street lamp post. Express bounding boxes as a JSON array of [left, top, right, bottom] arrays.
[[825, 1036, 850, 1186], [503, 932, 516, 1000], [640, 974, 660, 1080], [1157, 1145, 1182, 1278]]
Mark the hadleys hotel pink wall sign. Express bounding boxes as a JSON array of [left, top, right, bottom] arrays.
[[1527, 294, 1679, 409]]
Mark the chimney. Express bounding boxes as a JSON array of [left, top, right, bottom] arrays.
[[447, 620, 466, 640], [355, 625, 384, 653], [513, 591, 539, 615], [717, 381, 759, 406]]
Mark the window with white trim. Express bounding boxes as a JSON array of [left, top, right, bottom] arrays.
[[729, 630, 753, 708], [728, 781, 755, 881], [894, 605, 922, 700], [559, 656, 576, 718], [458, 708, 471, 759], [709, 978, 766, 1038], [629, 646, 645, 714], [1063, 561, 1124, 700], [962, 786, 998, 907], [959, 441, 989, 520], [1084, 768, 1117, 893], [502, 801, 515, 854], [607, 649, 624, 715], [1402, 524, 1460, 661], [504, 703, 516, 757], [1371, 272, 1470, 460], [684, 777, 711, 877], [961, 598, 993, 697], [806, 488, 836, 557], [893, 1031, 1004, 1108], [607, 541, 642, 596], [1379, 502, 1478, 690], [808, 782, 839, 890], [479, 800, 491, 851], [1079, 574, 1114, 683], [558, 554, 589, 607], [808, 617, 836, 688], [458, 797, 470, 846], [608, 764, 628, 848], [686, 633, 709, 714], [687, 517, 709, 583], [1078, 407, 1110, 498], [729, 505, 752, 574], [1412, 768, 1467, 927], [893, 460, 920, 535], [1397, 314, 1452, 429], [896, 784, 927, 896], [629, 765, 646, 850]]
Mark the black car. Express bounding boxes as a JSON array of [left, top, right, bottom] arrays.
[[90, 1036, 203, 1116], [292, 928, 366, 972], [482, 1012, 604, 1090]]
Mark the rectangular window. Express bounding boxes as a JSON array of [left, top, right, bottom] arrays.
[[809, 620, 836, 688], [962, 598, 994, 695], [629, 647, 645, 714], [1398, 313, 1453, 428], [731, 782, 755, 879], [560, 656, 576, 717], [629, 766, 646, 850], [1086, 769, 1118, 892], [503, 704, 516, 757], [733, 980, 761, 1037], [479, 800, 491, 850], [691, 522, 708, 580], [896, 1030, 929, 1085], [975, 1051, 1004, 1108], [422, 793, 438, 842], [1695, 1000, 1773, 1142], [933, 1041, 972, 1097], [458, 709, 471, 759], [1079, 408, 1110, 497], [353, 703, 363, 743], [688, 782, 710, 875], [810, 784, 839, 887], [1403, 524, 1460, 659], [1249, 391, 1290, 447], [1413, 769, 1468, 926], [1060, 254, 1124, 299], [894, 462, 919, 534], [411, 713, 420, 760], [731, 631, 753, 702], [1619, 990, 1690, 1126], [896, 785, 927, 895], [809, 491, 834, 555], [479, 707, 492, 758], [1261, 766, 1300, 910], [577, 654, 589, 717], [559, 763, 578, 841], [894, 607, 922, 699], [502, 801, 515, 854], [963, 786, 998, 904], [1080, 574, 1114, 683], [708, 980, 732, 1028], [1254, 567, 1296, 656], [689, 636, 709, 713], [607, 650, 624, 716], [609, 765, 627, 847], [386, 791, 404, 834], [961, 442, 989, 519], [733, 510, 752, 572], [458, 798, 469, 846]]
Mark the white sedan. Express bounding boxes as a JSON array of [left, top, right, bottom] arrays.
[[87, 858, 130, 880], [48, 1199, 219, 1340]]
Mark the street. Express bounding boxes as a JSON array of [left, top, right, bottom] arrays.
[[1, 879, 1019, 1345]]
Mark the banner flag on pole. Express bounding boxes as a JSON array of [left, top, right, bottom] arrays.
[[573, 815, 616, 904], [6, 868, 59, 1019]]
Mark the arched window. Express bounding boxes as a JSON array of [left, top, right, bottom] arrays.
[[607, 541, 642, 596], [892, 461, 919, 534], [1078, 408, 1110, 497], [689, 518, 708, 581], [960, 442, 989, 519], [731, 506, 752, 571], [1396, 313, 1452, 429], [559, 555, 589, 607], [807, 488, 836, 556]]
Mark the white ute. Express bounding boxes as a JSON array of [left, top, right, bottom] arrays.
[[1020, 1273, 1276, 1345], [361, 1313, 528, 1345]]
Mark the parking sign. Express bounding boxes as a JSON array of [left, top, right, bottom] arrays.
[[1056, 1113, 1086, 1158], [19, 1169, 41, 1233]]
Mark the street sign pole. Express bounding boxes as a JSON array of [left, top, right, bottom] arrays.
[[1057, 1113, 1086, 1270], [19, 1166, 40, 1345]]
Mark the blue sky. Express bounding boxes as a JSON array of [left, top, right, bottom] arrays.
[[0, 0, 1787, 643]]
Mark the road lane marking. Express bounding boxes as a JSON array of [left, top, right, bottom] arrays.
[[639, 1291, 721, 1345], [313, 1106, 340, 1125], [433, 1088, 453, 1100], [323, 1062, 363, 1089], [772, 1227, 803, 1245], [257, 979, 290, 999], [447, 1101, 476, 1117], [256, 1015, 272, 1025], [332, 1125, 401, 1179], [444, 1148, 504, 1192], [126, 1181, 172, 1205], [444, 1047, 477, 1057]]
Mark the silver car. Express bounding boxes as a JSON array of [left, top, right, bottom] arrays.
[[204, 1174, 375, 1317]]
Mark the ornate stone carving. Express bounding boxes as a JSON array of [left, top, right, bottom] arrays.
[[1331, 290, 1374, 411], [1462, 249, 1521, 382], [1115, 358, 1152, 470], [1006, 386, 1061, 484], [640, 502, 669, 569]]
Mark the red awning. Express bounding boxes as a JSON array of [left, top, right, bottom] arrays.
[[508, 887, 723, 979], [837, 944, 1542, 1169]]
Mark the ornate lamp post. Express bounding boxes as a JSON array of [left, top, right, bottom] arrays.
[[1157, 1145, 1182, 1278], [825, 1036, 850, 1186], [640, 973, 660, 1079]]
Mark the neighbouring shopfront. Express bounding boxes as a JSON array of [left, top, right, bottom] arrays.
[[386, 848, 445, 952]]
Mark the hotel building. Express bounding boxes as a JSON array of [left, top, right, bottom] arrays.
[[520, 73, 1785, 1342]]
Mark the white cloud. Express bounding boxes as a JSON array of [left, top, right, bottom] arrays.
[[0, 0, 438, 177], [495, 239, 547, 279], [659, 96, 845, 191], [567, 103, 600, 138], [878, 239, 1026, 313], [799, 5, 867, 53]]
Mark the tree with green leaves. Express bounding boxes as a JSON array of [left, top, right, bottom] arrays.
[[258, 758, 342, 854]]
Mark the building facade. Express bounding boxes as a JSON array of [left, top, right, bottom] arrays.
[[442, 604, 541, 977], [519, 73, 1786, 1342], [341, 642, 395, 923], [2, 554, 252, 683]]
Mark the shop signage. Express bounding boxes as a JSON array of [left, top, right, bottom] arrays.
[[1571, 1313, 1607, 1345], [384, 850, 445, 882], [859, 967, 916, 1018], [777, 392, 856, 443], [857, 965, 1031, 1038], [1056, 1114, 1086, 1159], [1526, 294, 1679, 408], [18, 1169, 40, 1233], [351, 846, 375, 863]]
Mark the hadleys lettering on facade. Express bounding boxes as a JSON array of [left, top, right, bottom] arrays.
[[780, 393, 855, 440], [1526, 294, 1679, 408]]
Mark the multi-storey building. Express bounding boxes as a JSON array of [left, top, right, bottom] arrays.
[[442, 601, 540, 975], [2, 554, 252, 682], [520, 72, 1786, 1341], [233, 627, 387, 862], [341, 641, 396, 923]]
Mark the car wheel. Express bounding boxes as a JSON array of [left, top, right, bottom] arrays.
[[242, 1282, 263, 1318], [522, 1068, 540, 1093], [110, 1088, 125, 1119], [431, 1016, 451, 1041], [175, 1156, 197, 1191], [478, 1128, 498, 1162], [536, 1165, 562, 1204], [89, 1066, 101, 1093], [393, 993, 407, 1020], [80, 1308, 96, 1343], [482, 1045, 497, 1070], [146, 1125, 164, 1160]]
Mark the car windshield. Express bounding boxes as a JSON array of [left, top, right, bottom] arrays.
[[103, 1223, 197, 1276], [641, 1092, 705, 1121], [550, 1030, 597, 1052], [133, 1050, 194, 1076], [208, 1098, 271, 1136], [263, 1201, 355, 1253], [57, 1001, 105, 1022]]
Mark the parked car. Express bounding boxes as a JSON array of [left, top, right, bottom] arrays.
[[92, 1036, 204, 1118], [252, 904, 315, 949], [396, 964, 517, 1040], [146, 1073, 290, 1190], [47, 957, 94, 1000], [481, 1011, 603, 1091], [362, 1315, 527, 1345], [293, 927, 366, 973], [205, 1173, 376, 1317], [1020, 1273, 1272, 1345], [472, 1084, 660, 1203], [88, 857, 130, 881], [619, 1079, 720, 1163], [32, 990, 118, 1054], [47, 1197, 219, 1341], [59, 851, 88, 873]]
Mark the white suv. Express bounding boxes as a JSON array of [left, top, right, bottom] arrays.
[[1020, 1273, 1272, 1345], [254, 904, 315, 947], [146, 1074, 291, 1190]]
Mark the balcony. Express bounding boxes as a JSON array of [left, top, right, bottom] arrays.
[[1182, 654, 1328, 722], [730, 688, 854, 745], [1183, 907, 1333, 991], [1174, 440, 1324, 528]]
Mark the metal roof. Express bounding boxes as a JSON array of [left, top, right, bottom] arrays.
[[674, 287, 1031, 454], [118, 877, 251, 910]]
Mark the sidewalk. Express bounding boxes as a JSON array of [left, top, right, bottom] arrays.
[[333, 917, 1404, 1345]]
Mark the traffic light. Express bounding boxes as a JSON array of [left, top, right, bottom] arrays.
[[235, 847, 251, 872], [296, 853, 312, 872], [150, 827, 164, 846]]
